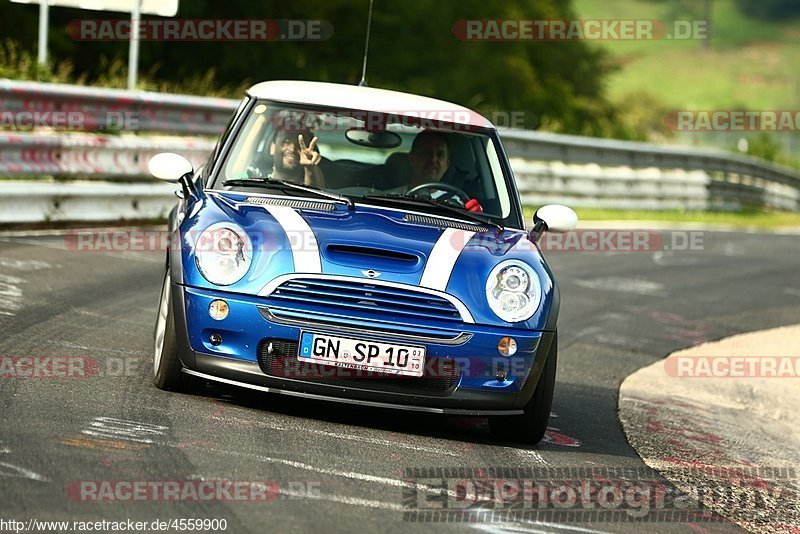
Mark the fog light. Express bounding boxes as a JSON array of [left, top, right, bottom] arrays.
[[498, 337, 517, 356], [495, 366, 508, 382], [210, 333, 223, 346], [209, 300, 229, 320]]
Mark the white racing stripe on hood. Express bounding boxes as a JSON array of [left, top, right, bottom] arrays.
[[419, 228, 476, 291], [264, 205, 322, 273]]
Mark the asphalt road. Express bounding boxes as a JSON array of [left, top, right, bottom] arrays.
[[1, 227, 798, 534]]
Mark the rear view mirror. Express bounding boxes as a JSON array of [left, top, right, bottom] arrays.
[[345, 129, 402, 149]]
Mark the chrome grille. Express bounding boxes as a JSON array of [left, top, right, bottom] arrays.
[[268, 277, 463, 323]]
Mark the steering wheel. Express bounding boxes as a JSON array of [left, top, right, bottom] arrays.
[[406, 182, 471, 207]]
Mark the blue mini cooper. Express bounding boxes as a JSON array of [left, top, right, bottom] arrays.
[[149, 81, 577, 444]]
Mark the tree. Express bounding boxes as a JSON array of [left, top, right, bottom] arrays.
[[0, 0, 619, 136], [734, 0, 800, 20]]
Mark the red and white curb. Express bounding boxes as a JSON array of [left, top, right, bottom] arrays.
[[619, 324, 800, 533]]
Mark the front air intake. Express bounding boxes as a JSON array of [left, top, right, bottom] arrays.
[[326, 244, 418, 263]]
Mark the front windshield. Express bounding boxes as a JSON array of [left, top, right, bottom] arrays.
[[215, 101, 518, 227]]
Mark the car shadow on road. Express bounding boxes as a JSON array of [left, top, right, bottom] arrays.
[[186, 377, 638, 458]]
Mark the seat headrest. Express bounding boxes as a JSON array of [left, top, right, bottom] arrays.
[[384, 151, 412, 186]]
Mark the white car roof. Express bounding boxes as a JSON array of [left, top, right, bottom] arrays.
[[246, 80, 495, 129]]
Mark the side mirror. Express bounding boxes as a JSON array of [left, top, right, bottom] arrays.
[[530, 204, 578, 241], [148, 152, 194, 182], [148, 153, 196, 199]]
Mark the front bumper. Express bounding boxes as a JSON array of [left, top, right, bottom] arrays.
[[172, 283, 556, 415]]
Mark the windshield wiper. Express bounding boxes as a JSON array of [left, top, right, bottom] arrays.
[[222, 178, 354, 210], [363, 194, 502, 230]]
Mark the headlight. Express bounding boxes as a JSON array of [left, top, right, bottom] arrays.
[[485, 261, 542, 323], [195, 223, 252, 286]]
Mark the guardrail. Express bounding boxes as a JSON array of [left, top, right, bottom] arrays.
[[1, 79, 799, 223], [0, 132, 214, 177], [0, 79, 238, 135], [501, 129, 800, 212], [1, 181, 178, 224]]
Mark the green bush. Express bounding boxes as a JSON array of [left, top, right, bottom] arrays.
[[0, 39, 76, 82], [0, 38, 245, 98], [735, 133, 800, 169]]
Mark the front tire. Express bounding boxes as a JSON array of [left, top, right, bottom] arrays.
[[153, 268, 189, 391], [489, 332, 557, 444]]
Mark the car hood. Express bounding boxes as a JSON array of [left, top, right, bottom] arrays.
[[177, 191, 556, 329]]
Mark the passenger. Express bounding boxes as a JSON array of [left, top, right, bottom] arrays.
[[268, 126, 324, 188], [247, 122, 324, 188]]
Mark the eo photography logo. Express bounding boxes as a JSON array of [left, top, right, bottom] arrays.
[[402, 467, 795, 523]]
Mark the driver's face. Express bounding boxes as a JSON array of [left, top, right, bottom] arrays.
[[270, 131, 301, 172], [409, 136, 449, 185]]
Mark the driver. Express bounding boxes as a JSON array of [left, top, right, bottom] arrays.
[[407, 131, 483, 212]]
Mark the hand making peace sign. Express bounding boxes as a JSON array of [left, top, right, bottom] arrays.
[[298, 134, 321, 166]]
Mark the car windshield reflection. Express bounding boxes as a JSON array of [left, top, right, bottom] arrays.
[[216, 104, 516, 225]]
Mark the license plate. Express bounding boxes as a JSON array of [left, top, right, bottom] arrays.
[[298, 332, 426, 377]]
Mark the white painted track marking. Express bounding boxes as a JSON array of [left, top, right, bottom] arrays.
[[280, 487, 404, 511], [82, 417, 168, 444], [203, 447, 461, 497], [0, 461, 50, 482], [0, 274, 25, 316], [574, 277, 667, 297], [208, 414, 462, 457]]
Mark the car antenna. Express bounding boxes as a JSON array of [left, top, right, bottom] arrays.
[[358, 0, 374, 87]]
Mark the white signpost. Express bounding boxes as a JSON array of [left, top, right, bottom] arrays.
[[8, 0, 179, 90]]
